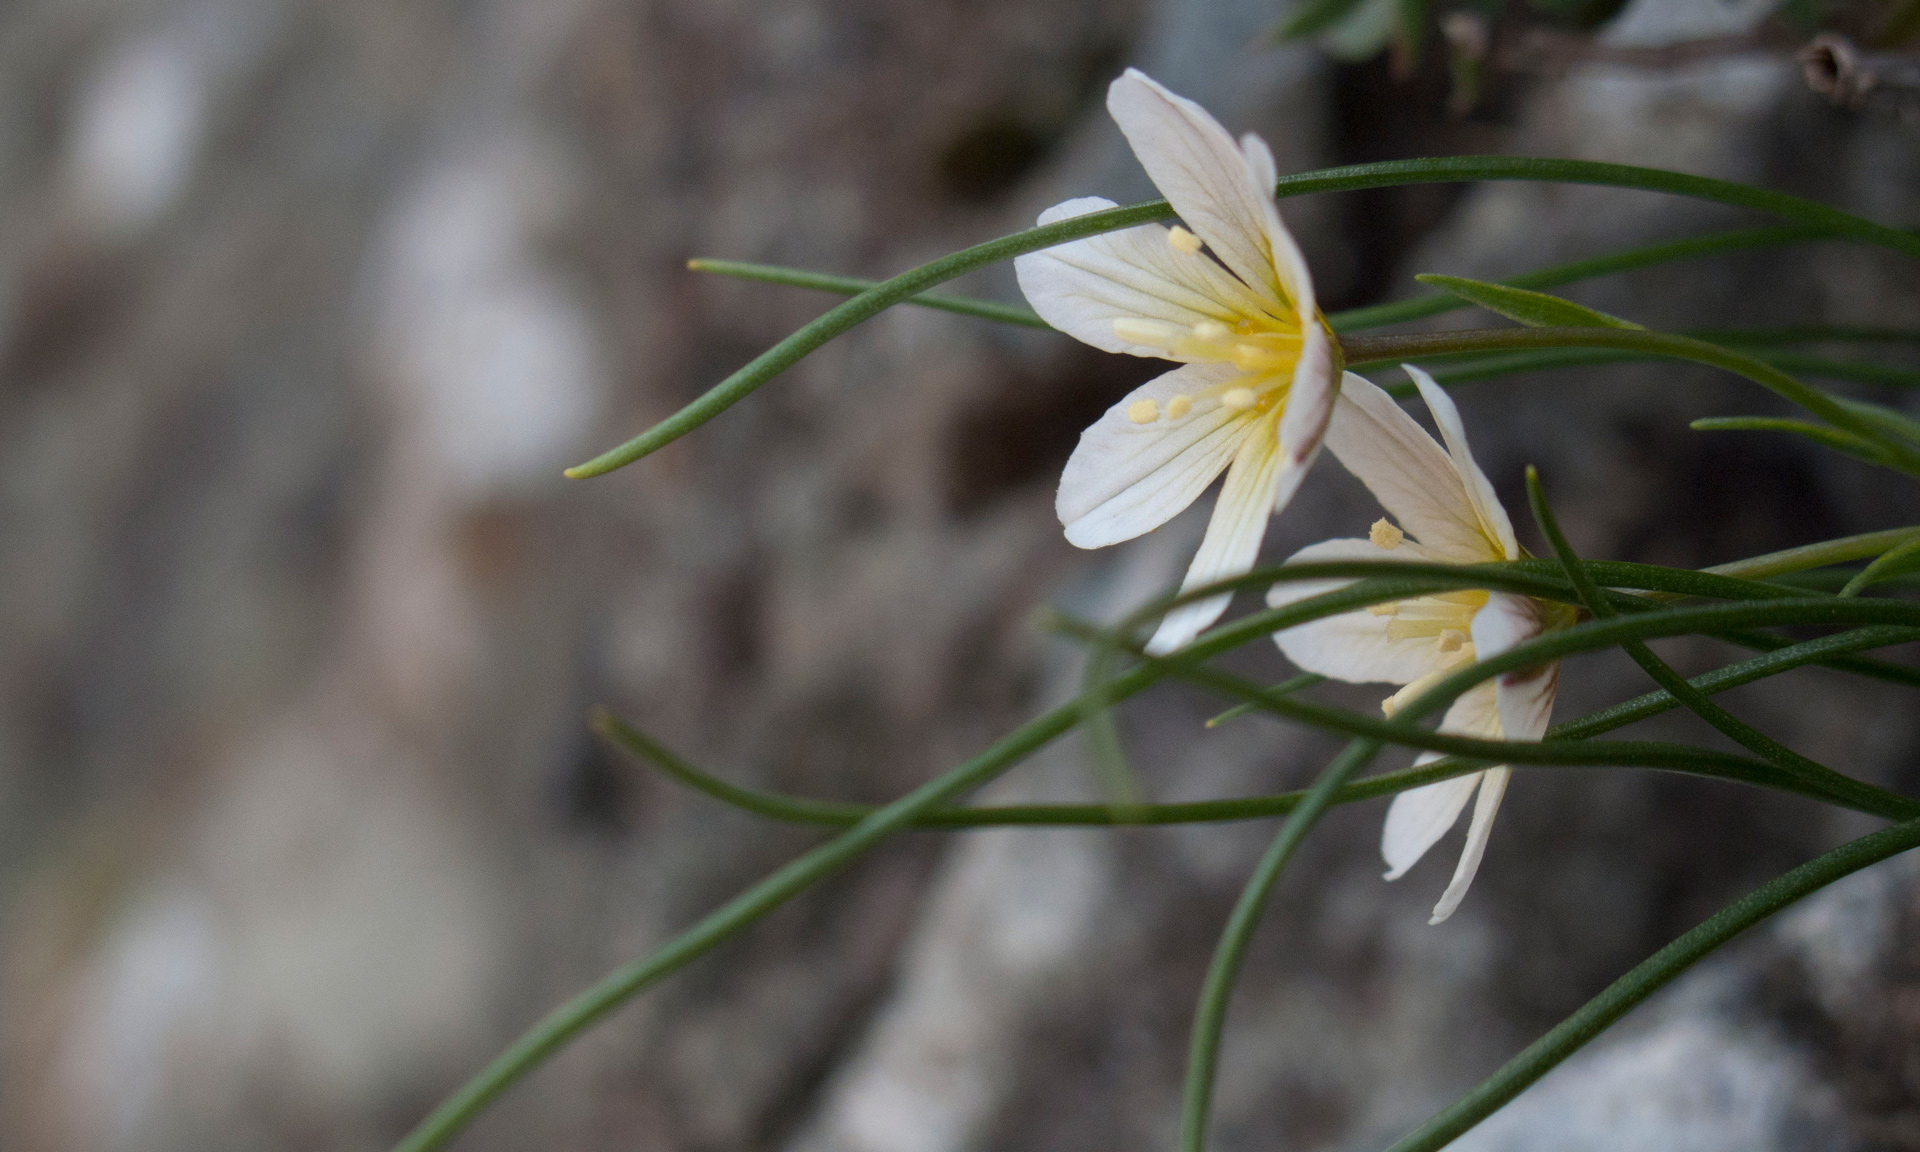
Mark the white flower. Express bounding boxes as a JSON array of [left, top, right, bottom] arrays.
[[1015, 69, 1338, 655], [1270, 366, 1567, 924]]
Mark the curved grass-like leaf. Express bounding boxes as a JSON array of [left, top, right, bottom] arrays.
[[395, 557, 1920, 1152], [1380, 816, 1920, 1152], [1328, 227, 1828, 333], [568, 158, 1920, 479], [1340, 327, 1920, 474], [1415, 273, 1643, 329], [1526, 468, 1870, 804], [603, 621, 1920, 827], [1181, 739, 1382, 1152], [1841, 533, 1920, 597], [1691, 416, 1892, 467]]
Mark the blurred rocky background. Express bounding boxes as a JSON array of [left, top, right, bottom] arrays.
[[1, 0, 1917, 1149]]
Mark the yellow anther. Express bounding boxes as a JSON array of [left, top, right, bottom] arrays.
[[1368, 601, 1400, 616], [1382, 668, 1451, 718], [1165, 394, 1193, 419], [1437, 629, 1469, 653], [1167, 225, 1203, 255], [1113, 318, 1178, 347], [1127, 399, 1161, 424], [1193, 319, 1232, 343], [1370, 518, 1405, 550], [1220, 387, 1257, 410]]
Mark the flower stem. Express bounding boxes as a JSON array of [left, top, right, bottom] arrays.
[[1180, 739, 1383, 1152], [570, 158, 1920, 479], [1340, 327, 1920, 474], [1381, 816, 1920, 1152], [1526, 468, 1886, 811], [602, 622, 1920, 829]]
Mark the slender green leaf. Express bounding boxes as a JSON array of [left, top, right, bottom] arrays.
[[396, 553, 1920, 1152], [686, 258, 1049, 328], [1690, 416, 1892, 467], [1698, 325, 1920, 348], [1838, 396, 1920, 444], [1328, 227, 1825, 333], [1340, 327, 1920, 475], [1182, 740, 1382, 1152], [1207, 673, 1324, 727], [603, 623, 1920, 829], [1526, 468, 1867, 807], [569, 158, 1920, 479], [1841, 533, 1920, 597], [1770, 354, 1920, 389], [1382, 817, 1920, 1152], [1375, 345, 1920, 401], [1414, 273, 1643, 329]]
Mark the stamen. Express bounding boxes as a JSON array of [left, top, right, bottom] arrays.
[[1193, 320, 1232, 343], [1368, 601, 1399, 616], [1436, 629, 1468, 653], [1220, 387, 1257, 410], [1165, 394, 1193, 419], [1231, 346, 1273, 372], [1382, 669, 1451, 718], [1167, 226, 1203, 255], [1113, 318, 1178, 347], [1127, 399, 1161, 424], [1370, 519, 1405, 550]]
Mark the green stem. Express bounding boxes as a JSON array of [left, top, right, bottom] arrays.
[[1690, 417, 1891, 465], [1340, 327, 1920, 474], [1097, 639, 1920, 821], [570, 158, 1920, 478], [1381, 346, 1920, 400], [398, 561, 1920, 1151], [1701, 525, 1920, 581], [1382, 817, 1920, 1152], [1764, 351, 1920, 389], [1679, 325, 1920, 347], [1181, 739, 1383, 1152], [1841, 533, 1920, 597], [685, 259, 1049, 328], [1206, 672, 1325, 727], [600, 623, 1920, 829], [1526, 468, 1873, 807], [388, 572, 1477, 1152], [693, 228, 1846, 338], [1329, 227, 1827, 333]]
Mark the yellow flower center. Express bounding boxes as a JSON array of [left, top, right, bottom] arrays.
[[1106, 226, 1310, 424], [1370, 588, 1491, 718]]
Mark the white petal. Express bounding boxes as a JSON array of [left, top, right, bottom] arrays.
[[1239, 131, 1317, 318], [1144, 420, 1285, 654], [1407, 365, 1519, 560], [1277, 324, 1337, 465], [1382, 771, 1482, 881], [1270, 537, 1462, 684], [1016, 197, 1274, 356], [1238, 131, 1278, 193], [1383, 681, 1503, 886], [1423, 676, 1504, 747], [1429, 766, 1510, 924], [1106, 70, 1288, 312], [1471, 592, 1561, 743], [1057, 362, 1248, 548], [1322, 372, 1501, 561]]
